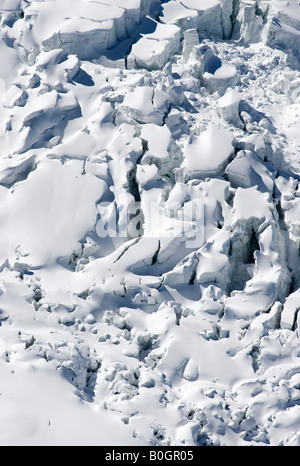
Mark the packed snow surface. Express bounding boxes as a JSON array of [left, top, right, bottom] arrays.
[[0, 0, 300, 446]]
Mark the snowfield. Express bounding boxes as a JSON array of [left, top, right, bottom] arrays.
[[0, 0, 300, 446]]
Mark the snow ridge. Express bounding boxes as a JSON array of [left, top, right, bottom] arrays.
[[0, 0, 300, 446]]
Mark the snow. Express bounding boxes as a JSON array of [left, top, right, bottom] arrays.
[[218, 88, 243, 127], [0, 158, 103, 267], [160, 1, 199, 34], [178, 125, 234, 180], [225, 150, 274, 192], [130, 20, 181, 70], [0, 0, 300, 447], [0, 361, 139, 446]]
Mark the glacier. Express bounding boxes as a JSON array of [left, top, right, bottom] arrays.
[[0, 0, 300, 446]]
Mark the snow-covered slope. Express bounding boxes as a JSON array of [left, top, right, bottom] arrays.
[[0, 0, 300, 446]]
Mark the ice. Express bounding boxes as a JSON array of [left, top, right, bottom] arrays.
[[1, 0, 300, 447], [138, 21, 181, 56], [233, 0, 300, 55], [218, 88, 243, 128], [281, 290, 300, 330], [140, 123, 176, 175], [0, 0, 20, 9], [0, 158, 103, 267], [160, 1, 199, 35], [0, 0, 21, 28], [203, 61, 237, 95], [225, 150, 274, 192], [0, 154, 36, 186], [10, 0, 160, 61], [0, 32, 20, 86], [131, 38, 172, 71], [130, 21, 181, 70], [238, 133, 267, 161], [177, 125, 234, 181], [121, 85, 170, 125], [232, 0, 264, 43], [189, 44, 237, 95], [180, 0, 224, 38], [182, 28, 200, 63]]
